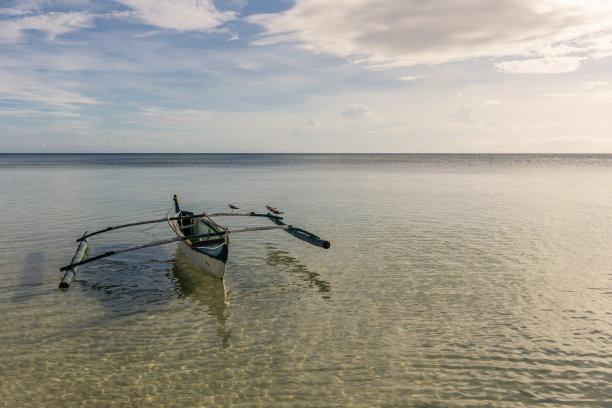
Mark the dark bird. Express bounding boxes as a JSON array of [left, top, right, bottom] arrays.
[[229, 204, 239, 212], [266, 205, 283, 215]]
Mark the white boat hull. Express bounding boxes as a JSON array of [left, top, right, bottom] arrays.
[[179, 241, 226, 279]]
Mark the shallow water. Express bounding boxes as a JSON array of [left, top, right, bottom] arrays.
[[0, 154, 610, 407]]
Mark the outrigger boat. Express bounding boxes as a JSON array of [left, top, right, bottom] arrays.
[[59, 195, 330, 290]]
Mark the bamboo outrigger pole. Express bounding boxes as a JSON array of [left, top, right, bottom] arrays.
[[60, 225, 324, 274], [78, 212, 209, 241], [267, 214, 331, 249], [78, 212, 284, 242], [60, 231, 226, 273], [60, 200, 330, 289], [59, 232, 89, 289], [206, 212, 283, 220]]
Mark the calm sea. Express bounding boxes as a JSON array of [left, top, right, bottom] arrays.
[[0, 154, 610, 407]]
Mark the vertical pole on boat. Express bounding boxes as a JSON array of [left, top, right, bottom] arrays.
[[173, 195, 181, 213], [59, 232, 88, 290]]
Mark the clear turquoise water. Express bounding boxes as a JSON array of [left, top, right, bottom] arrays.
[[0, 154, 610, 407]]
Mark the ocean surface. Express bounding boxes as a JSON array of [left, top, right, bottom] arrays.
[[0, 153, 610, 407]]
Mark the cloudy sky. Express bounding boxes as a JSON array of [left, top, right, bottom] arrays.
[[1, 0, 611, 153]]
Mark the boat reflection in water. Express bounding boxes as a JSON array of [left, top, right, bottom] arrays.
[[171, 245, 231, 348], [265, 243, 331, 298]]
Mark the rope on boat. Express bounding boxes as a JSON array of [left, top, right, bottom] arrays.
[[140, 204, 176, 233]]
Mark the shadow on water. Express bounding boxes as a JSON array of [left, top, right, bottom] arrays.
[[170, 245, 231, 348], [264, 243, 331, 299], [11, 251, 46, 304], [44, 244, 231, 349], [76, 257, 175, 317], [63, 246, 231, 345]]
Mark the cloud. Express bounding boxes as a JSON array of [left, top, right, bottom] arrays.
[[477, 100, 502, 106], [0, 11, 95, 43], [582, 34, 612, 60], [0, 1, 237, 43], [341, 105, 378, 121], [133, 107, 214, 131], [304, 117, 319, 127], [0, 70, 100, 109], [116, 0, 235, 32], [452, 107, 476, 124], [248, 0, 612, 72], [293, 117, 325, 137], [580, 81, 607, 90], [0, 0, 53, 17], [495, 56, 586, 74]]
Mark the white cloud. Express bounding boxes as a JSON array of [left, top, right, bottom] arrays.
[[249, 0, 612, 72], [0, 1, 237, 42], [292, 117, 325, 137], [495, 56, 586, 74], [0, 69, 99, 109], [452, 107, 476, 124], [1, 7, 30, 17], [341, 105, 378, 121], [304, 117, 319, 127], [582, 34, 612, 60], [116, 0, 235, 32], [1, 1, 52, 17], [477, 100, 502, 106], [133, 107, 214, 131], [580, 81, 607, 90], [0, 11, 95, 43]]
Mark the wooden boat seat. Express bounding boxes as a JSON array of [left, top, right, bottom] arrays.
[[178, 222, 194, 236]]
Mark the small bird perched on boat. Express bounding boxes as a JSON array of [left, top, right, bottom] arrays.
[[229, 204, 239, 212], [266, 205, 283, 215]]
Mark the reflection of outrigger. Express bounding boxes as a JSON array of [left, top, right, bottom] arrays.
[[59, 195, 330, 290]]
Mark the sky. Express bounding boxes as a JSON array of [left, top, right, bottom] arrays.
[[1, 0, 612, 153]]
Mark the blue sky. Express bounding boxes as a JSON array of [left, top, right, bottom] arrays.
[[1, 0, 611, 153]]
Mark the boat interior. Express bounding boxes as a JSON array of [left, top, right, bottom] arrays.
[[175, 212, 225, 247]]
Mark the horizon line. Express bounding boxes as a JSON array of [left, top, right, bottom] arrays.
[[1, 152, 611, 155]]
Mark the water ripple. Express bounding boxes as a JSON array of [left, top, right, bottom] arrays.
[[0, 155, 610, 406]]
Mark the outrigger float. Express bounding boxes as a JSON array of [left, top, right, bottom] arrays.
[[59, 195, 330, 290]]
